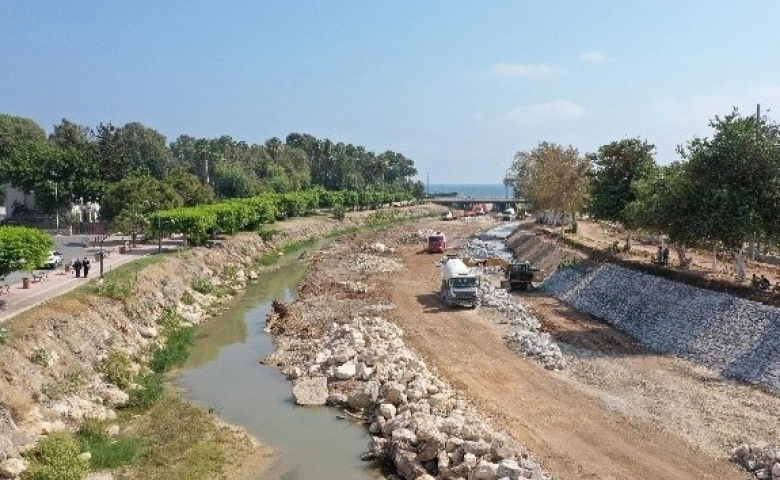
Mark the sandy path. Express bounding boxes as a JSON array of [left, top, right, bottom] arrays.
[[385, 220, 750, 480]]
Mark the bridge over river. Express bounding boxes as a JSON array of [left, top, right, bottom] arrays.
[[426, 195, 526, 211]]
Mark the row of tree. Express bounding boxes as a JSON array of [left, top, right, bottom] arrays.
[[0, 114, 426, 222], [506, 109, 780, 281]]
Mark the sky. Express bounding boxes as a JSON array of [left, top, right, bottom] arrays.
[[3, 1, 780, 184]]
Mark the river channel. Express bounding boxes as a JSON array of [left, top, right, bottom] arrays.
[[177, 262, 380, 480]]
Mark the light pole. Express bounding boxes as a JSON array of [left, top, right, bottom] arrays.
[[49, 180, 59, 234]]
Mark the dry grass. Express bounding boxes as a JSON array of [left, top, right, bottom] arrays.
[[120, 392, 261, 480], [0, 377, 34, 423]]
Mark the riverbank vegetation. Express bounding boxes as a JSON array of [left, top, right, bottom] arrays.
[[506, 109, 780, 280]]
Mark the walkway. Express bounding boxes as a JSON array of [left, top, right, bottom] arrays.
[[0, 241, 169, 324]]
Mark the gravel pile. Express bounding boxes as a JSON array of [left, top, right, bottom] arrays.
[[289, 317, 547, 480], [478, 281, 567, 370], [400, 229, 438, 244], [348, 253, 404, 273], [463, 239, 512, 262]]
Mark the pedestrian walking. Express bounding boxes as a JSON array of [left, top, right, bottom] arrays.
[[82, 257, 91, 278], [657, 246, 663, 266], [73, 258, 83, 278], [662, 246, 669, 266]]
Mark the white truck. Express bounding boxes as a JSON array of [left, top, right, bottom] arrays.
[[440, 256, 480, 308], [501, 207, 516, 221]]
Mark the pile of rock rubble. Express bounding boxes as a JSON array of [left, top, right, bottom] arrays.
[[287, 317, 547, 480], [400, 229, 439, 244], [455, 239, 567, 371], [477, 279, 567, 370], [348, 253, 404, 273], [732, 443, 780, 480]]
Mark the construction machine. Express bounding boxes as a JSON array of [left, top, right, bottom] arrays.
[[501, 260, 540, 291]]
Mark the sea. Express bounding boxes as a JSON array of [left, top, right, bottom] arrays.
[[426, 183, 514, 198]]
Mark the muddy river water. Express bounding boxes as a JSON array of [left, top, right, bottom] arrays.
[[177, 263, 381, 480]]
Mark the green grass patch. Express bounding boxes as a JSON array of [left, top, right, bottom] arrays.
[[128, 373, 165, 409], [77, 419, 143, 470], [93, 255, 166, 301], [149, 325, 195, 374]]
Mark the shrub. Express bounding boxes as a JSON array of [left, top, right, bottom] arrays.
[[24, 431, 88, 480], [30, 348, 51, 367], [257, 225, 280, 242], [332, 204, 346, 221], [149, 326, 195, 374], [40, 369, 87, 400], [0, 325, 9, 345], [191, 278, 215, 295], [181, 291, 195, 305], [77, 418, 143, 470], [128, 373, 164, 408], [97, 351, 135, 390]]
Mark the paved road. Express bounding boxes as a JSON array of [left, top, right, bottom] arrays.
[[0, 235, 178, 324]]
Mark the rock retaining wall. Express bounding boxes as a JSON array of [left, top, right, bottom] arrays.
[[541, 263, 780, 393]]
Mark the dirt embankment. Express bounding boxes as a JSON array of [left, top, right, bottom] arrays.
[[272, 217, 775, 480], [0, 206, 439, 479]]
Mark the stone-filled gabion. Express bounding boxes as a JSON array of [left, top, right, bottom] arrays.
[[297, 316, 547, 480], [541, 263, 780, 393]]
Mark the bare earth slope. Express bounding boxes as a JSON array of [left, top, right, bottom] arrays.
[[384, 219, 751, 479]]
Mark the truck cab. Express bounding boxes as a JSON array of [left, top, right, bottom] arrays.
[[440, 256, 480, 308], [427, 232, 446, 253]]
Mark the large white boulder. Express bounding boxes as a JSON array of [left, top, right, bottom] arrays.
[[292, 376, 329, 406]]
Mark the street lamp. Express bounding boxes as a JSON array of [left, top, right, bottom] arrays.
[[144, 201, 162, 254], [51, 181, 59, 234]]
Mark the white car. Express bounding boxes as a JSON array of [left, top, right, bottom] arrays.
[[44, 251, 63, 269]]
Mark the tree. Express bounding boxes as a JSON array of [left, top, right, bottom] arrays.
[[99, 175, 183, 221], [164, 169, 215, 206], [0, 114, 46, 157], [212, 161, 262, 199], [508, 142, 591, 224], [96, 122, 169, 182], [589, 138, 657, 222], [49, 118, 94, 149], [0, 226, 53, 278], [588, 138, 657, 249], [674, 109, 780, 281], [625, 162, 703, 266]]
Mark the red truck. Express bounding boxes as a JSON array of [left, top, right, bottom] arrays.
[[427, 232, 446, 253]]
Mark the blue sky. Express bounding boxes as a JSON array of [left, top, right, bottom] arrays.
[[3, 2, 780, 183]]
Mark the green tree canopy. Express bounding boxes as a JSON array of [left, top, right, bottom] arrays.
[[588, 138, 657, 227], [0, 114, 46, 157], [677, 110, 780, 249], [0, 226, 53, 277], [100, 175, 183, 221]]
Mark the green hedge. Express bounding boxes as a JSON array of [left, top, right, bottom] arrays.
[[147, 189, 413, 246]]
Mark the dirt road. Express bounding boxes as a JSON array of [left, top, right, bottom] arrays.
[[384, 219, 752, 479]]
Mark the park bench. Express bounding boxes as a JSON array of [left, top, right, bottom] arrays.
[[31, 271, 50, 283], [0, 285, 10, 295]]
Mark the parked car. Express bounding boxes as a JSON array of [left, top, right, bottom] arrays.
[[44, 250, 62, 269]]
